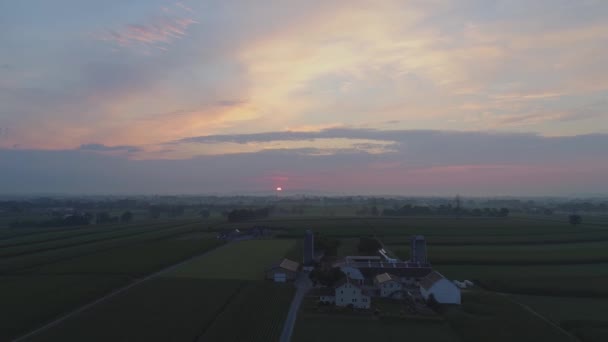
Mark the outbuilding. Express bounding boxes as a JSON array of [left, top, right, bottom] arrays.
[[419, 271, 461, 304], [266, 258, 300, 282], [374, 273, 403, 298]]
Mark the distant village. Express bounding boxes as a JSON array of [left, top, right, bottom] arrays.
[[264, 230, 468, 313]]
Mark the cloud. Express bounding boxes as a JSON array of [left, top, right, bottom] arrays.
[[95, 3, 198, 51], [79, 143, 141, 153], [2, 130, 608, 195]]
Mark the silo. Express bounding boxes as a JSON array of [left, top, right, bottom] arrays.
[[410, 235, 427, 264], [304, 230, 315, 266]]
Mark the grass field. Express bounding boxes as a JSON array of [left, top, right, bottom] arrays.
[[0, 219, 225, 341], [0, 274, 130, 340], [27, 278, 245, 342], [3, 214, 608, 341], [292, 314, 460, 342], [443, 291, 576, 342], [197, 281, 294, 342], [167, 239, 296, 280], [31, 279, 294, 342]]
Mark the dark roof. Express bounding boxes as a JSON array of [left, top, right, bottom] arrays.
[[280, 258, 300, 272], [267, 258, 300, 272], [420, 271, 446, 290], [335, 277, 363, 289], [375, 272, 398, 284]]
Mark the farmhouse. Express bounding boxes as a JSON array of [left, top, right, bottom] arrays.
[[334, 277, 371, 309], [266, 258, 300, 282], [419, 271, 461, 304], [374, 273, 403, 298]]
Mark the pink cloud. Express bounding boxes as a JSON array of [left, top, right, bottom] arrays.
[[96, 6, 198, 50]]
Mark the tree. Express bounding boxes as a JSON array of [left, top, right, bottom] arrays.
[[499, 208, 510, 217], [199, 209, 210, 218], [121, 211, 133, 223], [371, 206, 379, 216], [569, 214, 582, 226], [314, 234, 340, 256], [96, 211, 112, 224], [309, 267, 346, 287]]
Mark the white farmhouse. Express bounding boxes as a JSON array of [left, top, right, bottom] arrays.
[[419, 271, 461, 304], [374, 273, 403, 298], [334, 278, 371, 309]]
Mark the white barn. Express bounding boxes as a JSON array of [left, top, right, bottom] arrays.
[[340, 266, 365, 285], [419, 271, 461, 304]]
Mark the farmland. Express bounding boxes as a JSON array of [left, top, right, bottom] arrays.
[[2, 213, 608, 341], [0, 219, 224, 340], [292, 314, 459, 342], [167, 239, 296, 280]]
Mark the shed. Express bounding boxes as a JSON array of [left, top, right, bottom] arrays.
[[266, 258, 300, 282], [374, 273, 403, 297]]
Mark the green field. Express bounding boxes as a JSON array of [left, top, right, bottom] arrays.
[[443, 291, 576, 342], [0, 219, 224, 340], [30, 279, 294, 342], [2, 214, 608, 341], [168, 239, 296, 280], [293, 314, 459, 342]]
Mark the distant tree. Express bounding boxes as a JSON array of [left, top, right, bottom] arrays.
[[499, 208, 510, 217], [371, 206, 379, 216], [149, 206, 162, 219], [358, 237, 382, 254], [314, 234, 341, 256], [121, 211, 133, 223], [569, 214, 582, 226], [96, 211, 112, 224], [199, 209, 210, 218]]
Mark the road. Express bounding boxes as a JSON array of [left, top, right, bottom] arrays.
[[280, 271, 312, 342], [13, 241, 234, 342]]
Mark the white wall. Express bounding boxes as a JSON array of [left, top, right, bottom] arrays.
[[378, 280, 402, 297], [335, 283, 371, 309], [421, 279, 461, 304]]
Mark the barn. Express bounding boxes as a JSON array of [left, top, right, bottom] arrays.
[[419, 271, 461, 304], [374, 273, 403, 297], [266, 258, 300, 282]]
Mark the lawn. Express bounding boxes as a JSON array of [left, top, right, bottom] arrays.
[[167, 239, 296, 280]]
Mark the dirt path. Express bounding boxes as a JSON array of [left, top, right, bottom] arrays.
[[280, 272, 312, 342]]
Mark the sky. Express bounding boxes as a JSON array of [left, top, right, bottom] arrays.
[[1, 0, 607, 195]]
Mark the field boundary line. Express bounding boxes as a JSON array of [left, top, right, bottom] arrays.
[[12, 241, 233, 342], [498, 293, 580, 341]]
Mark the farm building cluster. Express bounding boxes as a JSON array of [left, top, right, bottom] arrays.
[[266, 231, 464, 310]]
